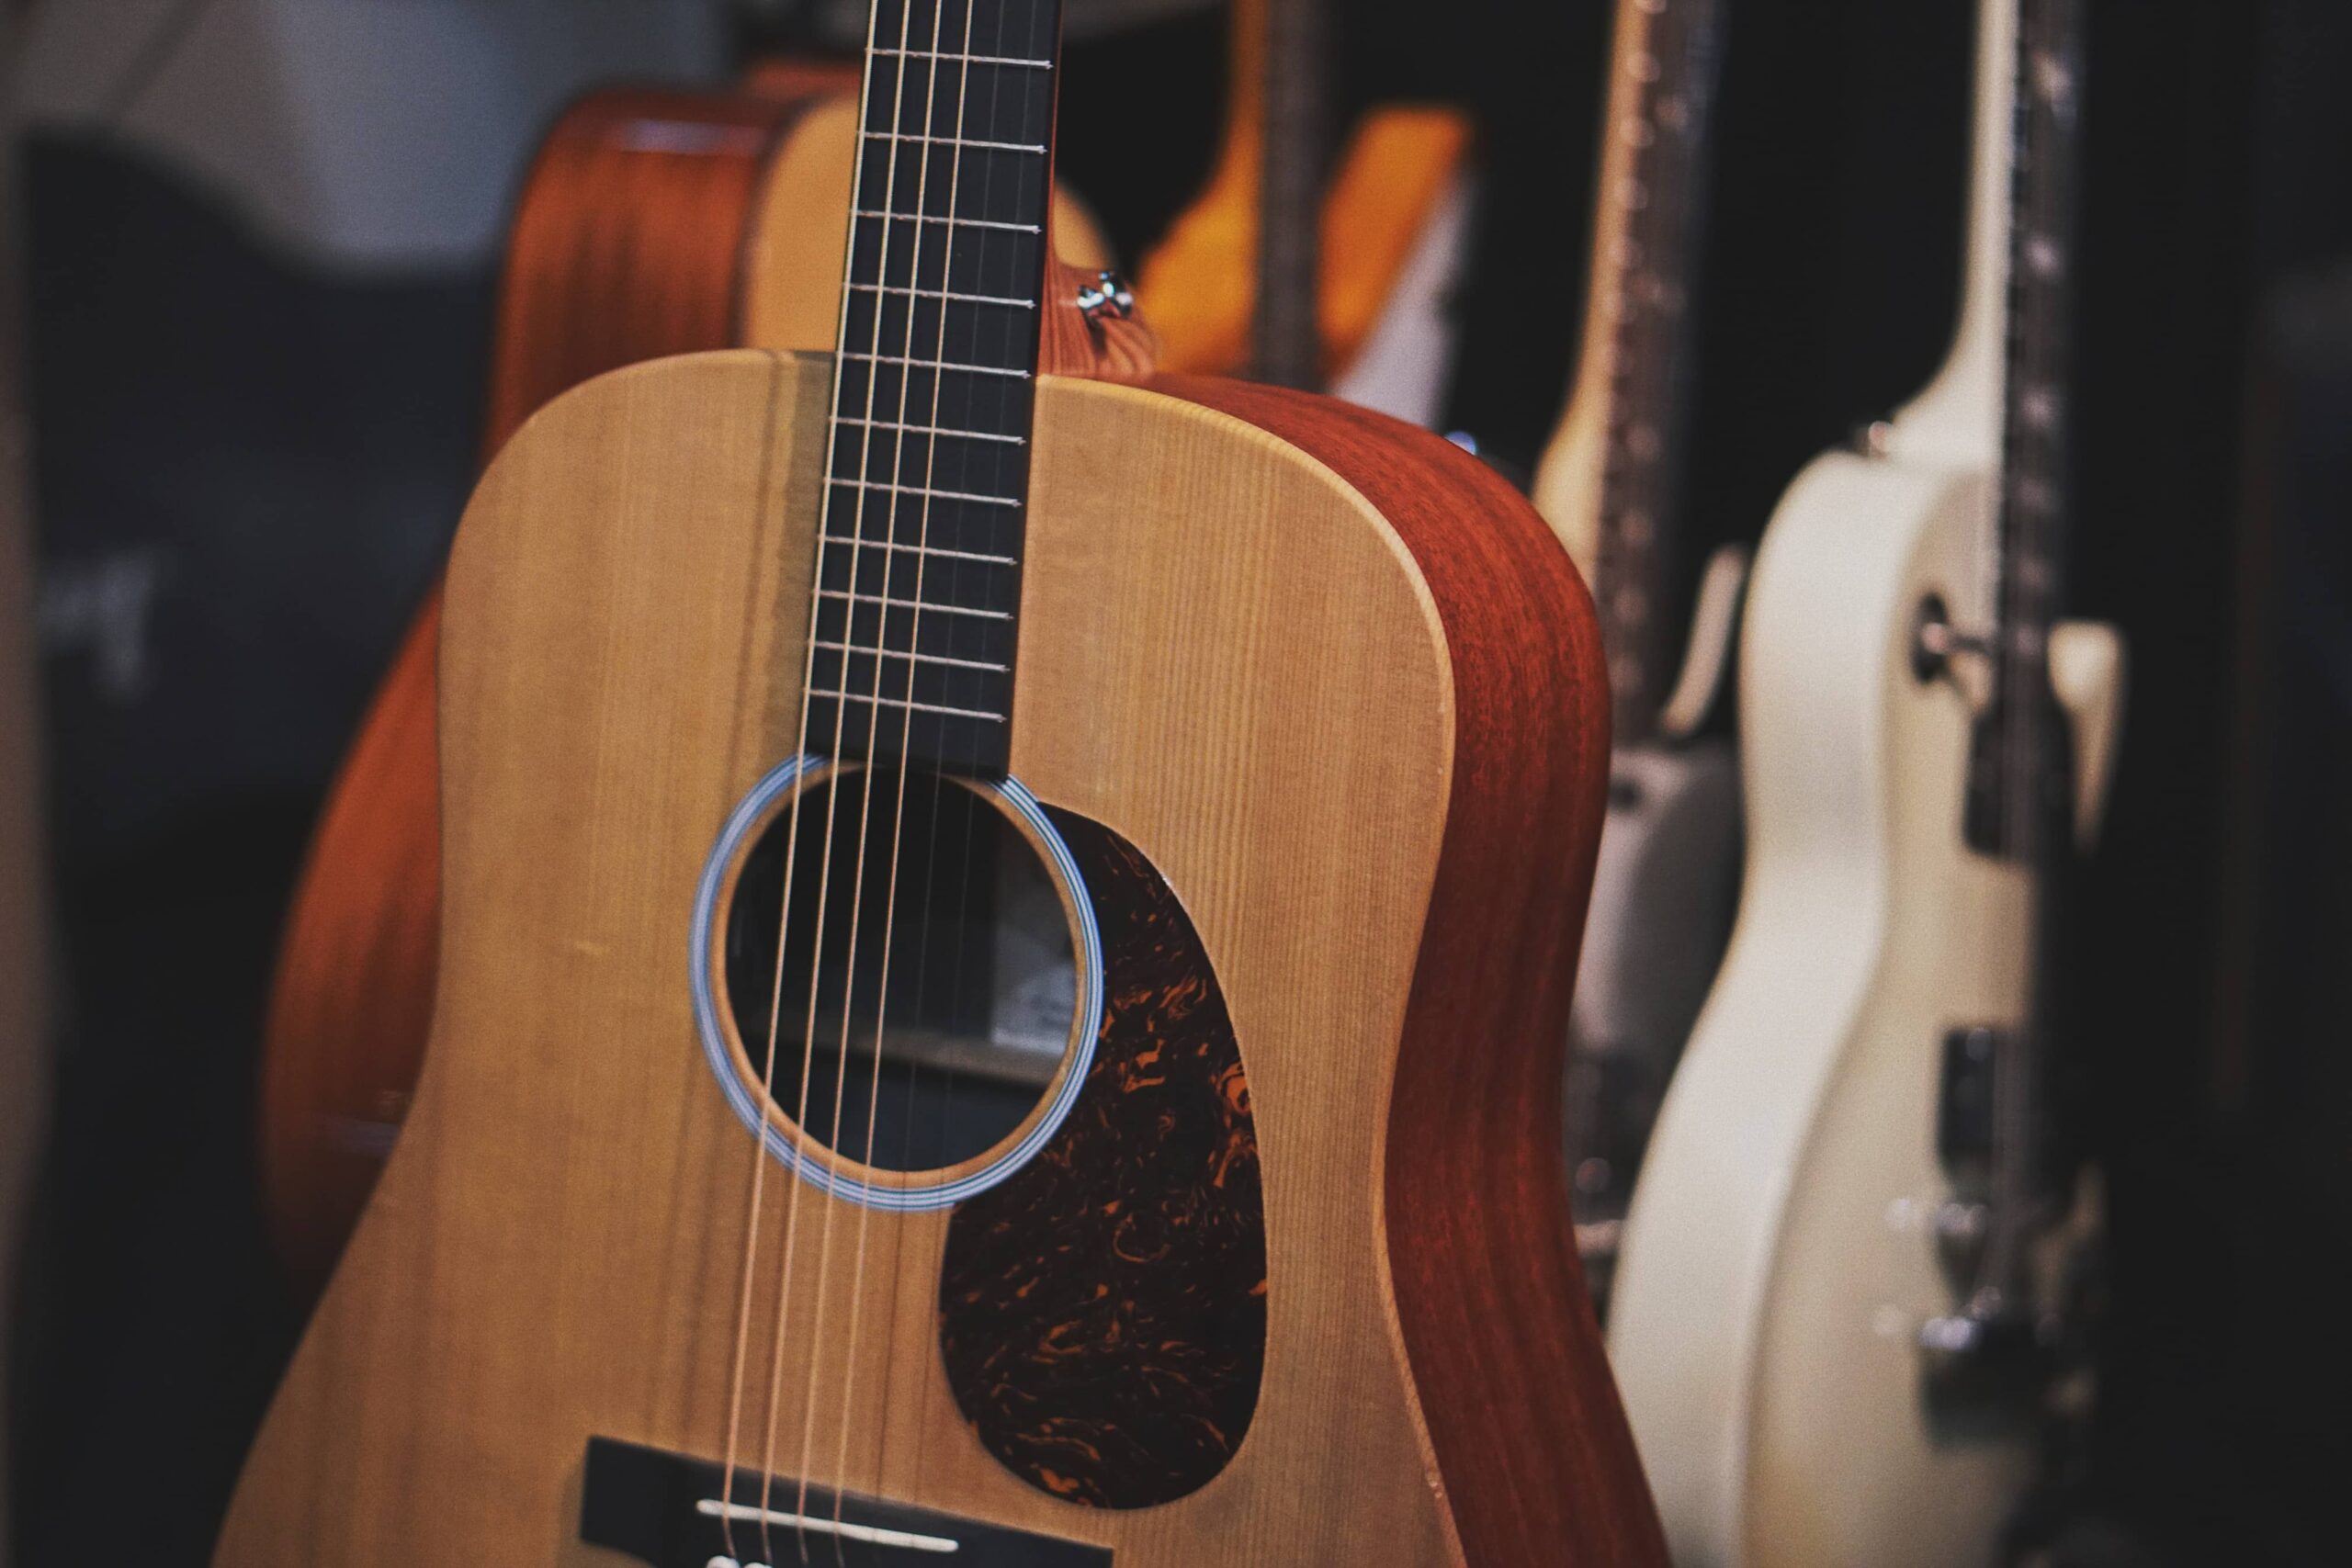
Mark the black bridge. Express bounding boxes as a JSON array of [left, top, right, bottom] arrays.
[[580, 1437, 1112, 1566]]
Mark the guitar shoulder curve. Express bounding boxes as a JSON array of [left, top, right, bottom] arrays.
[[1150, 376, 1665, 1567]]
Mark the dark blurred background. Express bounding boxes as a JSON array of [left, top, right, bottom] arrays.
[[3, 0, 2346, 1562]]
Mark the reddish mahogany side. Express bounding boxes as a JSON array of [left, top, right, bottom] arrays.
[[1155, 377, 1665, 1567]]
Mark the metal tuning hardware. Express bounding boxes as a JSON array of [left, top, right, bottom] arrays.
[[1910, 592, 1996, 686], [1849, 418, 1897, 458], [1918, 1292, 2045, 1391], [1920, 1023, 2061, 1401], [1075, 269, 1135, 322]]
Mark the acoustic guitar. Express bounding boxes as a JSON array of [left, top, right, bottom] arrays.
[[258, 76, 1113, 1292], [1608, 0, 2125, 1561], [220, 3, 1659, 1564], [1531, 0, 1743, 1313]]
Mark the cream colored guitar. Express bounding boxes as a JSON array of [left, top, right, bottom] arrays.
[[1607, 0, 2125, 1562], [1532, 0, 1744, 1304]]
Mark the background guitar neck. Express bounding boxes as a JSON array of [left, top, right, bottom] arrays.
[[1567, 0, 1728, 742], [1970, 0, 2085, 866], [1250, 0, 1329, 388], [1948, 0, 2090, 1359]]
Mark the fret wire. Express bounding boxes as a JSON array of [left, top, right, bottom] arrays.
[[854, 209, 1039, 235], [841, 350, 1030, 380], [870, 46, 1052, 70], [865, 127, 1046, 157], [817, 588, 1013, 622], [819, 530, 1016, 566], [808, 688, 1007, 724], [809, 0, 1057, 774], [848, 281, 1036, 309], [813, 639, 1009, 674], [828, 478, 1019, 511], [832, 414, 1023, 446]]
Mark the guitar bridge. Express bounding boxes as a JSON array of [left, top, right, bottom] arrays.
[[580, 1437, 1111, 1566]]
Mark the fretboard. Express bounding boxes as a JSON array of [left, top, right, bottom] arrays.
[[806, 0, 1063, 779], [1590, 0, 1726, 739], [1969, 0, 2081, 861], [1251, 0, 1329, 389]]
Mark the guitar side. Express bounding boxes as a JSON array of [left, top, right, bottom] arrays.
[[219, 351, 1658, 1566]]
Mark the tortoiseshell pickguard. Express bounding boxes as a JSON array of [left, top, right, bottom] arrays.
[[939, 809, 1266, 1509]]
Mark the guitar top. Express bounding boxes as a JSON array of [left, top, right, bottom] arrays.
[[257, 73, 1118, 1293]]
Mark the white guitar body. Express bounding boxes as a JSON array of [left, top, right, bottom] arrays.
[[1574, 740, 1741, 1080], [1611, 450, 2037, 1567], [1535, 0, 1748, 1300], [1607, 2, 2123, 1562], [1564, 739, 1739, 1267]]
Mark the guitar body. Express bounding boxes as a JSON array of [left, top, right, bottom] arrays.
[[1532, 0, 1742, 1306], [1608, 2, 2129, 1554], [219, 352, 1660, 1565], [1134, 0, 1473, 387], [1562, 739, 1738, 1270], [1606, 451, 2034, 1567], [258, 85, 1109, 1289]]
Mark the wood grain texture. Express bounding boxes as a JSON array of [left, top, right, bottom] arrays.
[[257, 86, 809, 1283], [1157, 377, 1668, 1566], [219, 349, 1634, 1566], [261, 85, 1129, 1290], [742, 96, 1114, 361]]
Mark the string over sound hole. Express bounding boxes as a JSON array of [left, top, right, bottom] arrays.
[[720, 764, 1080, 1177]]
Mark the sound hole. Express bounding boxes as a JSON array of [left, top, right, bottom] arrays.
[[720, 765, 1080, 1176]]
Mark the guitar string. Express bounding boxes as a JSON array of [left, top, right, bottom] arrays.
[[822, 0, 985, 1550], [715, 0, 896, 1556], [728, 2, 917, 1561], [892, 0, 1028, 1501], [779, 0, 942, 1557]]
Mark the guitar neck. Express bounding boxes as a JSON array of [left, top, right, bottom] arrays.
[[1588, 0, 1727, 741], [808, 0, 1065, 779], [1250, 0, 1329, 388], [1968, 0, 2084, 864]]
